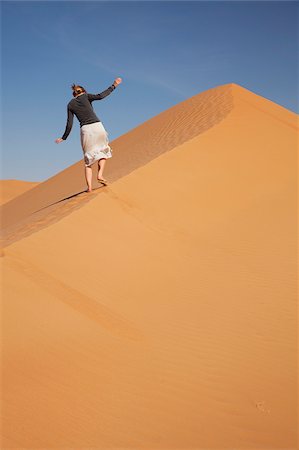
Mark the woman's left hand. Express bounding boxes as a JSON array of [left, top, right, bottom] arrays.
[[55, 138, 64, 144]]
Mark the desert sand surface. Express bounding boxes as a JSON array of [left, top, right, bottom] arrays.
[[0, 83, 297, 448], [0, 180, 39, 206]]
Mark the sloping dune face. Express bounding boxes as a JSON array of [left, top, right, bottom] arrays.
[[0, 180, 39, 205], [1, 83, 298, 448], [1, 84, 234, 247]]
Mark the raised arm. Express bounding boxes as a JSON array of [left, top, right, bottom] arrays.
[[61, 106, 74, 140], [87, 84, 116, 102]]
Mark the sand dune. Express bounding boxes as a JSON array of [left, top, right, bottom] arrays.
[[1, 83, 235, 247], [1, 83, 298, 448], [0, 179, 39, 206], [1, 83, 297, 248]]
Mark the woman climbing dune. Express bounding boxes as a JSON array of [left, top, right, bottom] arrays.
[[55, 77, 122, 192]]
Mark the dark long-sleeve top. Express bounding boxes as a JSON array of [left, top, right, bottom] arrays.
[[61, 84, 116, 140]]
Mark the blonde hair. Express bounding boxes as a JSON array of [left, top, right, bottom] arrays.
[[71, 84, 86, 97]]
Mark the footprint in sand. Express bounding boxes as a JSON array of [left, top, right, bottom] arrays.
[[255, 400, 271, 414]]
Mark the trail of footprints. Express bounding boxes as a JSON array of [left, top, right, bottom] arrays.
[[1, 189, 100, 248]]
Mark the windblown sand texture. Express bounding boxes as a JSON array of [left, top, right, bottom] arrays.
[[0, 83, 297, 448]]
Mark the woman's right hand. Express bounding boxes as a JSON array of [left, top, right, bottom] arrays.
[[113, 77, 122, 86], [55, 138, 64, 144]]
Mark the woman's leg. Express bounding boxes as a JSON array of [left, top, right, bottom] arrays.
[[97, 158, 107, 180], [85, 165, 93, 191]]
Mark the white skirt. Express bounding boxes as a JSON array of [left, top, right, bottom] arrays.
[[80, 121, 113, 167]]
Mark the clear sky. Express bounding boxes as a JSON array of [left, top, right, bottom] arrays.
[[1, 1, 298, 181]]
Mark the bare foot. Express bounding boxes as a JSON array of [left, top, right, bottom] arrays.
[[97, 176, 108, 184], [86, 187, 93, 193]]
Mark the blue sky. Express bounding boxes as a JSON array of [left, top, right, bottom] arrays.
[[1, 1, 298, 181]]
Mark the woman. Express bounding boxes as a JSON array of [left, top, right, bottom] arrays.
[[55, 77, 122, 192]]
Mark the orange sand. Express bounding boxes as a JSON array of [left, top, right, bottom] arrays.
[[0, 180, 39, 206], [0, 83, 297, 448]]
